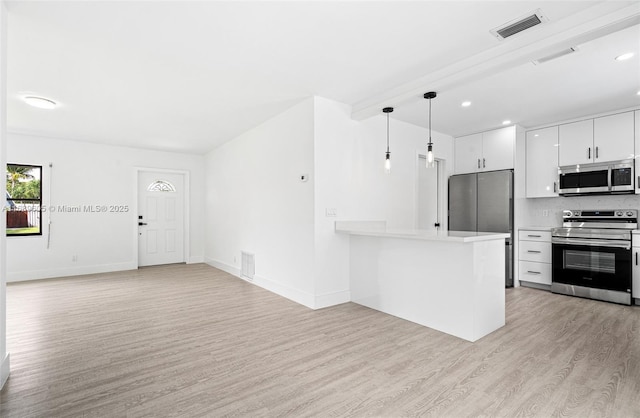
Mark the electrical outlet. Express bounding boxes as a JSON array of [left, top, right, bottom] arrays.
[[325, 208, 337, 217], [542, 210, 549, 217]]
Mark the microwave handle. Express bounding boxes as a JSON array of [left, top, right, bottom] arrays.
[[607, 166, 612, 190]]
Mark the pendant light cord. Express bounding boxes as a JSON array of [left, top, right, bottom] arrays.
[[386, 112, 390, 153], [428, 96, 432, 146]]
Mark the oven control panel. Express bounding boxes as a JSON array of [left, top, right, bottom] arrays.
[[563, 209, 638, 219]]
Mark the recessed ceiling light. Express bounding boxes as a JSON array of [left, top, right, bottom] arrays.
[[502, 120, 511, 125], [22, 95, 57, 110], [461, 101, 472, 107], [615, 52, 634, 61]]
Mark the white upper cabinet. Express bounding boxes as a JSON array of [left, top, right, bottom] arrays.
[[558, 119, 593, 166], [526, 126, 559, 198], [454, 126, 514, 174], [635, 110, 640, 196], [454, 133, 483, 174], [559, 112, 634, 166], [482, 126, 516, 171], [593, 112, 635, 162]]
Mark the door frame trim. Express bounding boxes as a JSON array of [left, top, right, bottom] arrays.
[[133, 167, 190, 267], [415, 153, 447, 231]]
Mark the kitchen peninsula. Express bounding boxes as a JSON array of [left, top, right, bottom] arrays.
[[336, 221, 509, 342]]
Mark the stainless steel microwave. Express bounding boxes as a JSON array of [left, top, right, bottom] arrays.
[[558, 160, 635, 196]]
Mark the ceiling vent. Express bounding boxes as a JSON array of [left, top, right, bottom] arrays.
[[491, 9, 548, 40], [533, 47, 579, 65]]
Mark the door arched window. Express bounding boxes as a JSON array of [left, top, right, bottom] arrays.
[[147, 180, 176, 192]]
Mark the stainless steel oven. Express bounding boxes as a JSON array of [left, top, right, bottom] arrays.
[[551, 209, 637, 305]]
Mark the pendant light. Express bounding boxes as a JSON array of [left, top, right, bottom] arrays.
[[383, 107, 393, 174], [424, 91, 437, 168]]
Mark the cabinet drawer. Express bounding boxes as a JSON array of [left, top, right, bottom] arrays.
[[519, 261, 552, 285], [519, 240, 551, 263], [518, 230, 551, 242]]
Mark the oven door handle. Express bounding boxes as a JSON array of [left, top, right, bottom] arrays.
[[552, 237, 631, 250]]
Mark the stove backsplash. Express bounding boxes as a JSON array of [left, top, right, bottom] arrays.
[[517, 194, 640, 228]]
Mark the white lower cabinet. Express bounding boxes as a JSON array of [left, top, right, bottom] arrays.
[[519, 261, 552, 285], [635, 111, 639, 195], [518, 230, 552, 286], [633, 233, 639, 301]]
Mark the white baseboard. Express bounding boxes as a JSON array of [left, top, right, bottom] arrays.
[[0, 353, 10, 390], [188, 256, 204, 264], [205, 257, 323, 309], [205, 257, 241, 277], [252, 274, 316, 309], [7, 261, 138, 283], [314, 290, 351, 309]]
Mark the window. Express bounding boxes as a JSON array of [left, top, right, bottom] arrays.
[[147, 180, 176, 192], [6, 164, 42, 236]]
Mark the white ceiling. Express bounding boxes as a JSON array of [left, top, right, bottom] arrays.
[[6, 1, 640, 154]]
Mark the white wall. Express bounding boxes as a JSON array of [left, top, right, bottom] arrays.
[[0, 0, 9, 389], [518, 195, 640, 228], [351, 111, 454, 229], [204, 98, 317, 306], [204, 95, 454, 309], [6, 133, 205, 281], [312, 97, 355, 307]]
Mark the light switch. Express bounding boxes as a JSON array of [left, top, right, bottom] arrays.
[[325, 208, 337, 217]]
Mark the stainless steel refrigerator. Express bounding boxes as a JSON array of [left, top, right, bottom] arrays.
[[448, 170, 513, 287]]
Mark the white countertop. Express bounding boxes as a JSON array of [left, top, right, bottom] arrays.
[[335, 221, 509, 243], [519, 226, 554, 231]]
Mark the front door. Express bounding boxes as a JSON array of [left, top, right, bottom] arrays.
[[137, 171, 185, 267]]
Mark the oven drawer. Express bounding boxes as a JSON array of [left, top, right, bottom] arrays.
[[519, 261, 551, 285], [518, 230, 551, 242], [552, 242, 631, 293], [519, 241, 551, 263]]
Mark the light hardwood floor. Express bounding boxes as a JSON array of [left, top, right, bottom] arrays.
[[1, 263, 638, 417]]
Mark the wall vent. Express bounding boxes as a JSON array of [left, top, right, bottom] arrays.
[[491, 9, 548, 40], [533, 47, 578, 65], [241, 252, 255, 281]]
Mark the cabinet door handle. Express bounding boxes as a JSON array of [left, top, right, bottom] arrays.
[[527, 234, 541, 238], [553, 182, 557, 193], [527, 271, 541, 275], [596, 146, 599, 159], [588, 147, 591, 159], [483, 158, 486, 168], [636, 252, 638, 266], [527, 250, 541, 253], [477, 159, 481, 169]]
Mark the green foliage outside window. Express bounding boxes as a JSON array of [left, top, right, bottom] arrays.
[[6, 164, 42, 236]]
